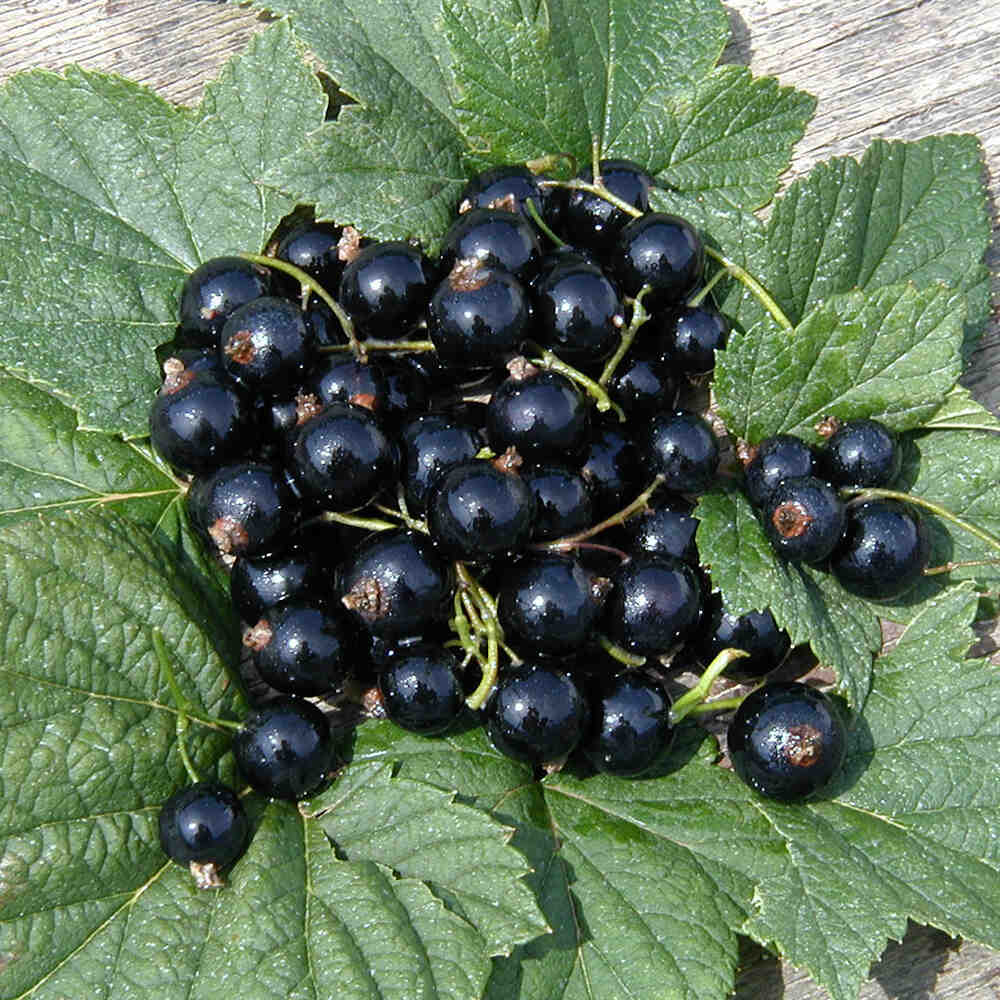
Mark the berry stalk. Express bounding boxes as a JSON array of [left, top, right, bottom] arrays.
[[670, 648, 750, 725]]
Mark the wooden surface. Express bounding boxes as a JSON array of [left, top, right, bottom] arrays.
[[1, 1, 999, 997]]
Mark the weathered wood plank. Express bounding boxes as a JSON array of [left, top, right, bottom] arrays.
[[1, 2, 998, 998]]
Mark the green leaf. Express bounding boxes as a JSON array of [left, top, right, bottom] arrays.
[[0, 22, 326, 436], [743, 584, 1000, 1000], [715, 282, 967, 443], [0, 373, 179, 526], [695, 487, 882, 708], [309, 757, 549, 955]]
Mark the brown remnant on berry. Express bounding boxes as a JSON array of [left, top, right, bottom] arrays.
[[772, 500, 813, 539], [161, 360, 197, 396], [350, 392, 378, 411], [506, 356, 539, 381], [591, 576, 613, 602], [338, 226, 364, 263], [209, 516, 249, 554], [783, 723, 823, 768], [190, 861, 224, 890], [295, 392, 323, 425], [448, 257, 491, 292], [242, 618, 273, 651], [487, 193, 518, 213], [342, 577, 388, 623], [492, 446, 524, 476], [457, 196, 474, 215], [815, 415, 841, 439], [736, 439, 758, 466], [362, 685, 387, 719], [223, 329, 256, 366]]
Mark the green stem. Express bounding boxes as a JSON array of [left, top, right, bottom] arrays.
[[843, 488, 1000, 554], [597, 635, 647, 667], [318, 339, 436, 354], [151, 629, 241, 732], [703, 246, 793, 332], [321, 510, 399, 533], [924, 558, 1000, 576], [539, 177, 643, 221], [175, 713, 201, 784], [537, 475, 664, 552], [525, 198, 566, 247], [670, 648, 750, 725], [530, 350, 625, 420], [598, 288, 651, 387], [686, 695, 744, 716], [373, 504, 429, 534], [240, 252, 365, 359], [686, 265, 727, 308], [456, 563, 504, 711]]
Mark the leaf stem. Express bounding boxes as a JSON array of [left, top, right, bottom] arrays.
[[670, 648, 750, 724], [535, 476, 664, 552], [240, 252, 365, 359], [703, 246, 793, 332], [924, 558, 1000, 576], [843, 488, 1000, 555], [686, 265, 727, 309], [175, 713, 201, 784]]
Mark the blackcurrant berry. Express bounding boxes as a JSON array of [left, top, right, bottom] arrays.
[[728, 681, 847, 801], [581, 672, 674, 776], [187, 461, 296, 557], [579, 424, 641, 518], [309, 356, 390, 413], [484, 662, 589, 766], [819, 418, 902, 489], [232, 697, 333, 801], [607, 349, 680, 418], [624, 499, 699, 564], [158, 781, 250, 874], [276, 221, 346, 292], [247, 600, 357, 696], [761, 475, 846, 564], [338, 530, 454, 639], [428, 459, 536, 561], [497, 554, 611, 656], [439, 208, 542, 280], [695, 598, 791, 681], [149, 369, 252, 476], [743, 434, 816, 509], [612, 212, 703, 308], [400, 412, 486, 514], [604, 555, 703, 655], [646, 410, 719, 494], [230, 546, 328, 623], [652, 303, 730, 374], [523, 464, 594, 541], [457, 164, 549, 220], [559, 160, 652, 256], [829, 498, 931, 600], [220, 296, 313, 395], [378, 642, 465, 734], [178, 256, 272, 345], [338, 241, 435, 338]]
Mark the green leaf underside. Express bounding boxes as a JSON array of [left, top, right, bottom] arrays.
[[694, 487, 882, 709], [309, 759, 548, 956], [0, 21, 326, 437], [0, 373, 178, 526], [714, 281, 967, 443], [0, 512, 243, 996]]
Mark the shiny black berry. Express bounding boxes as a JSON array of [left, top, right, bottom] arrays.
[[440, 208, 542, 280], [230, 547, 327, 623], [604, 555, 703, 655], [178, 256, 272, 345], [830, 498, 931, 600], [486, 363, 590, 461], [247, 600, 357, 696], [646, 410, 719, 494], [338, 241, 435, 338], [458, 165, 549, 219], [761, 475, 846, 564], [624, 499, 699, 564], [484, 662, 588, 766], [338, 530, 454, 639], [428, 262, 531, 369], [743, 434, 817, 509], [653, 303, 730, 374], [523, 464, 593, 541], [612, 212, 703, 307], [288, 403, 397, 511], [607, 349, 679, 418], [695, 598, 791, 681], [498, 554, 611, 656], [220, 296, 313, 395], [579, 424, 641, 518], [428, 459, 536, 561], [158, 781, 250, 872], [533, 258, 625, 362], [560, 160, 652, 256], [233, 697, 333, 801], [728, 682, 847, 801], [276, 221, 346, 292], [819, 418, 902, 489], [378, 642, 465, 734], [187, 461, 295, 557], [582, 672, 674, 776], [309, 356, 389, 413], [400, 413, 486, 513], [150, 369, 251, 476]]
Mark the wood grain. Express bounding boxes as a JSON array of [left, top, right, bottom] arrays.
[[0, 2, 998, 997]]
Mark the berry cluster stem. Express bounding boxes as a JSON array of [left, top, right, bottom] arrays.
[[702, 247, 793, 332], [240, 252, 366, 360], [597, 634, 647, 667], [670, 648, 750, 724], [530, 349, 625, 420], [598, 288, 652, 387]]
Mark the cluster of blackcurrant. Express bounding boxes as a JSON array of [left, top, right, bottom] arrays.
[[151, 159, 847, 884], [744, 419, 931, 598]]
